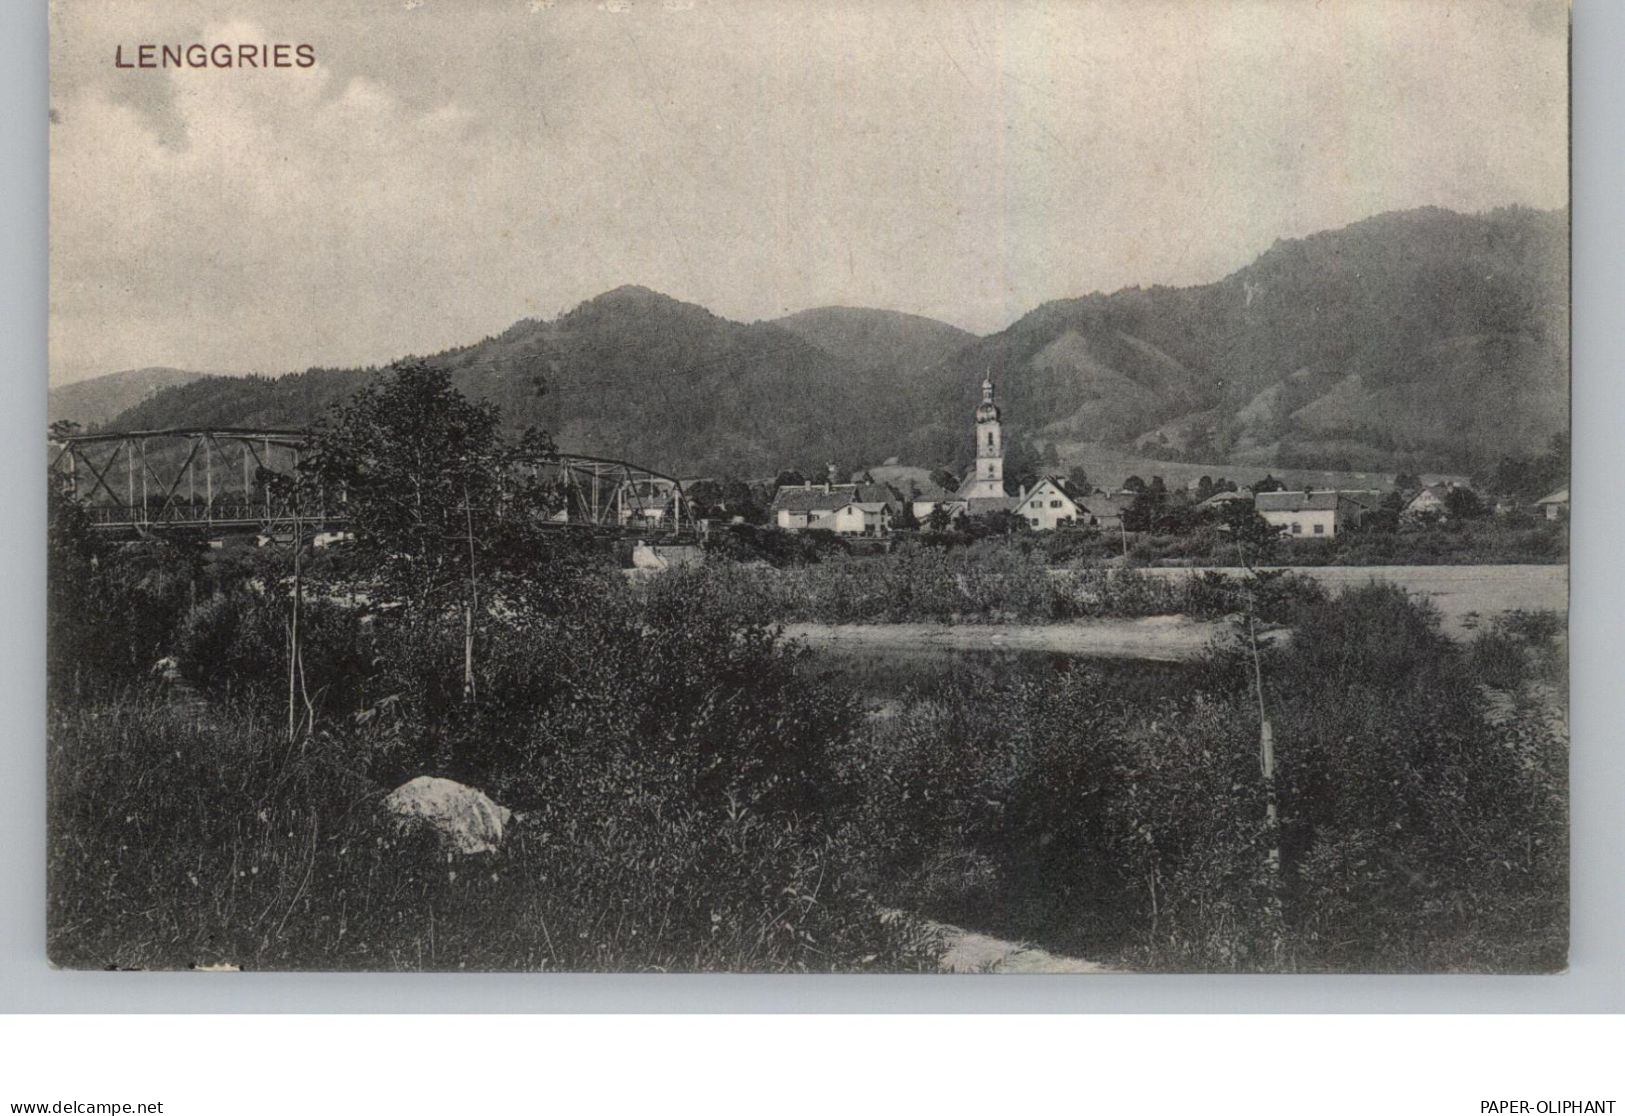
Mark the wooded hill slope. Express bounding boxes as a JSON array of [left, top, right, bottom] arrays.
[[49, 367, 209, 428], [91, 205, 1566, 479], [925, 205, 1568, 475]]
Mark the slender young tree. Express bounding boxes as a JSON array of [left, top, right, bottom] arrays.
[[304, 361, 560, 701]]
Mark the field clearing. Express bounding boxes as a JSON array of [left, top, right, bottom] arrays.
[[1138, 564, 1567, 637], [782, 564, 1564, 659], [1041, 439, 1467, 491]]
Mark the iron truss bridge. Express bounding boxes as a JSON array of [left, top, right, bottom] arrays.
[[48, 427, 695, 538]]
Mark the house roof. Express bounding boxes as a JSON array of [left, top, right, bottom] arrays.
[[1337, 489, 1386, 511], [1196, 490, 1250, 508], [1088, 494, 1134, 517], [770, 482, 897, 512], [909, 482, 958, 502], [1535, 487, 1569, 505], [1406, 484, 1450, 506], [1015, 475, 1084, 513], [1255, 490, 1344, 513]]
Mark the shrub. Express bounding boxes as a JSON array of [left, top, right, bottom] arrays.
[[176, 588, 371, 711], [843, 582, 1566, 972], [47, 691, 937, 972]]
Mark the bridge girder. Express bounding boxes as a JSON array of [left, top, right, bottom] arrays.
[[48, 428, 692, 537]]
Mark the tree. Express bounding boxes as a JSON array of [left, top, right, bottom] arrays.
[[926, 505, 953, 533], [1067, 465, 1090, 494], [1221, 499, 1284, 568], [305, 361, 560, 705], [897, 496, 919, 530], [721, 480, 765, 524], [1002, 433, 1043, 496], [773, 469, 806, 490], [1123, 475, 1147, 493], [1251, 474, 1286, 494], [973, 509, 1030, 536], [930, 467, 960, 494], [1394, 471, 1423, 494], [1122, 491, 1158, 532], [1443, 486, 1487, 520], [685, 479, 725, 518]]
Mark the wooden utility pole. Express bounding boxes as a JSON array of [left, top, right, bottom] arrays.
[[462, 481, 478, 704], [1238, 538, 1285, 962], [288, 485, 303, 742]]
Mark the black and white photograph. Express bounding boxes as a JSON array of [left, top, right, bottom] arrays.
[[45, 0, 1569, 974]]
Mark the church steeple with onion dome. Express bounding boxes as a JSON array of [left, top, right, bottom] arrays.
[[962, 373, 1006, 499]]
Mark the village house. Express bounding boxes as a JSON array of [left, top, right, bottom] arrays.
[[770, 481, 897, 532], [1336, 490, 1385, 523], [809, 500, 893, 537], [909, 480, 959, 524], [1534, 486, 1569, 520], [1402, 483, 1451, 520], [1254, 490, 1363, 539], [1086, 492, 1134, 532], [1014, 475, 1087, 531], [1196, 489, 1251, 514]]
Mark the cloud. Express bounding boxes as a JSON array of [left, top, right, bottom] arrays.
[[49, 0, 1568, 383]]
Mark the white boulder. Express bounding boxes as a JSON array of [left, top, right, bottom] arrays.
[[382, 776, 512, 855]]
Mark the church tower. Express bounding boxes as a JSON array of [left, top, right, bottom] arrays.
[[963, 375, 1006, 499]]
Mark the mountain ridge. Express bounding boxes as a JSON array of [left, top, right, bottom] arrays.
[[88, 204, 1568, 479]]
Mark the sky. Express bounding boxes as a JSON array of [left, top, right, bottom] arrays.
[[48, 0, 1569, 385]]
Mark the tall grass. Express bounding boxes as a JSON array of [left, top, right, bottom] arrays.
[[48, 693, 939, 971]]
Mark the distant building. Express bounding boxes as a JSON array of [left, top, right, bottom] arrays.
[[950, 376, 1024, 517], [771, 481, 897, 532], [1402, 484, 1451, 520], [1534, 486, 1569, 520], [810, 501, 893, 537], [908, 481, 959, 524], [960, 376, 1005, 499], [613, 477, 682, 529], [1335, 490, 1385, 521], [1088, 492, 1134, 532], [1254, 490, 1362, 538], [1014, 475, 1087, 531], [1195, 490, 1250, 513]]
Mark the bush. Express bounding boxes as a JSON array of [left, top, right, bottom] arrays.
[[47, 689, 937, 972], [176, 588, 371, 710], [842, 582, 1567, 972]]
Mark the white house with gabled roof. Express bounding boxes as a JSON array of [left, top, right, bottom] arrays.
[[809, 500, 892, 537], [1014, 475, 1087, 531]]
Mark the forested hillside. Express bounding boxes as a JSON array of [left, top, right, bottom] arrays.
[[930, 205, 1568, 474], [99, 206, 1567, 478], [49, 367, 209, 428]]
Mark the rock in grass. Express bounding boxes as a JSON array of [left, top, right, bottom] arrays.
[[383, 776, 512, 855]]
